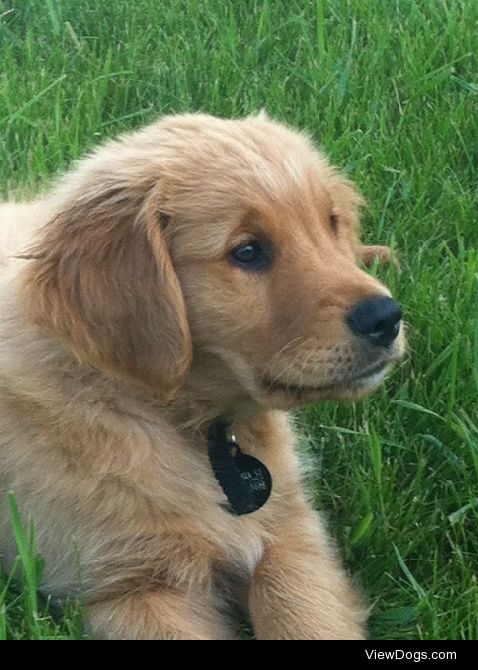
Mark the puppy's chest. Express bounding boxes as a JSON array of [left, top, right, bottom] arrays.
[[143, 416, 300, 577], [199, 489, 275, 581], [184, 440, 293, 577]]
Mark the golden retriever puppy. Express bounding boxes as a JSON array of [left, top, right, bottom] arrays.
[[0, 113, 404, 639]]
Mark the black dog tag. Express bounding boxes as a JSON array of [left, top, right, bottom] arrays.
[[207, 421, 272, 516]]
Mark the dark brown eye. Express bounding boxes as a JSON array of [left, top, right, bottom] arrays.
[[229, 240, 272, 272], [330, 213, 338, 235]]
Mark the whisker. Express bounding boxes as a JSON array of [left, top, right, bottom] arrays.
[[260, 336, 305, 379]]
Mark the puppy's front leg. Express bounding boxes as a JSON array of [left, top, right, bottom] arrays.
[[87, 589, 237, 640], [249, 512, 366, 640]]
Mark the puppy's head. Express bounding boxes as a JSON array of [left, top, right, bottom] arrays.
[[22, 113, 404, 409]]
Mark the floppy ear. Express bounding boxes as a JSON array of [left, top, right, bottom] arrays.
[[330, 176, 393, 268], [20, 183, 192, 401], [360, 245, 392, 267]]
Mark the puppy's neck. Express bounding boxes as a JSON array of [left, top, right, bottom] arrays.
[[165, 388, 261, 435]]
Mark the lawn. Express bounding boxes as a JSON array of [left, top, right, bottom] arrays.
[[1, 0, 477, 640]]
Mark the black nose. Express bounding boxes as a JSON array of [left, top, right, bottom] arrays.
[[346, 296, 402, 347]]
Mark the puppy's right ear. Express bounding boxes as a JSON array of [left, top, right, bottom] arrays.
[[20, 183, 192, 402]]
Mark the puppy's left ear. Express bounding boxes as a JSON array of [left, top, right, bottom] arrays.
[[330, 175, 393, 267], [20, 182, 192, 402], [360, 245, 392, 267]]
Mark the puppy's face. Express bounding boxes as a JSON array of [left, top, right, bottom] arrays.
[[24, 113, 404, 410], [165, 115, 405, 409]]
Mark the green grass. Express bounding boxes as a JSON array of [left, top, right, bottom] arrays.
[[1, 0, 477, 640], [0, 494, 83, 639]]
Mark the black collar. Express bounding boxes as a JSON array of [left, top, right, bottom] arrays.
[[207, 419, 272, 516]]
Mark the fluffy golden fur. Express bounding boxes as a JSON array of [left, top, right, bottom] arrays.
[[0, 113, 404, 639]]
